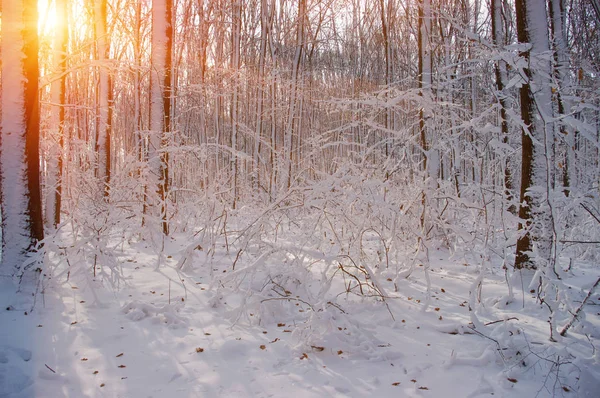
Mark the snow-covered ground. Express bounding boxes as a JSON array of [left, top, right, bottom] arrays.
[[1, 232, 599, 398]]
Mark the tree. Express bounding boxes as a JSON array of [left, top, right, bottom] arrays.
[[94, 0, 111, 195], [491, 0, 515, 209], [0, 0, 44, 272], [514, 0, 556, 269], [149, 0, 173, 235], [45, 0, 69, 228]]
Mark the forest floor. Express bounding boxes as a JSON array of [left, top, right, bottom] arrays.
[[1, 232, 600, 398]]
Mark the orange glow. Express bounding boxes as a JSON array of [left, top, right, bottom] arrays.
[[38, 0, 63, 36]]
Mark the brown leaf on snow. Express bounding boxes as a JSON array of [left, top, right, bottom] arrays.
[[116, 353, 124, 358], [300, 353, 308, 360], [283, 330, 292, 333], [81, 358, 88, 361], [277, 323, 286, 327], [337, 350, 343, 355], [441, 288, 446, 293], [100, 383, 105, 387], [196, 347, 204, 353], [392, 382, 401, 386], [507, 378, 518, 383], [411, 379, 417, 383], [71, 321, 78, 325], [270, 338, 280, 343], [434, 308, 440, 311], [260, 345, 266, 350], [418, 386, 429, 390], [311, 346, 325, 352], [118, 365, 126, 368], [93, 371, 99, 375]]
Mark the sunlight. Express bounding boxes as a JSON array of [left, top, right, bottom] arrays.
[[38, 0, 62, 36]]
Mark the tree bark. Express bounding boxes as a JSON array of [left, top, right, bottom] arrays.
[[514, 0, 555, 269], [0, 0, 44, 271]]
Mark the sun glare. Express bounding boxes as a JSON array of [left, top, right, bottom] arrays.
[[38, 0, 60, 36]]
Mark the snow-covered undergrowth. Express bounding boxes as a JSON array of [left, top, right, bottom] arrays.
[[2, 170, 600, 397]]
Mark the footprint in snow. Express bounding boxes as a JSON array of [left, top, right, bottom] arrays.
[[0, 346, 33, 397]]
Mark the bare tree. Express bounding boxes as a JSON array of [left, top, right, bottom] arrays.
[[0, 0, 44, 271]]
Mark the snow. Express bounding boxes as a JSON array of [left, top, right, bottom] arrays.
[[1, 229, 599, 398]]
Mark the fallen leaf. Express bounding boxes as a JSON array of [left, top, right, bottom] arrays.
[[100, 383, 105, 387], [507, 378, 517, 383], [277, 323, 285, 327], [441, 288, 446, 293], [71, 321, 78, 325], [562, 386, 570, 392], [411, 379, 417, 383], [392, 382, 401, 386], [81, 358, 88, 361], [93, 371, 98, 375], [337, 350, 343, 355], [434, 308, 440, 311], [270, 338, 279, 343], [418, 386, 429, 390], [259, 345, 266, 350], [300, 353, 308, 360], [118, 365, 126, 368], [116, 353, 124, 358], [80, 301, 85, 304], [196, 347, 204, 353], [283, 330, 292, 333], [205, 333, 211, 336], [311, 346, 325, 352]]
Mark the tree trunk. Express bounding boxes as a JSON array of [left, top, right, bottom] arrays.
[[0, 0, 44, 271], [514, 0, 555, 269], [150, 0, 173, 235], [491, 0, 515, 211], [94, 0, 111, 196]]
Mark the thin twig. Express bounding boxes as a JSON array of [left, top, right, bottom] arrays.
[[560, 277, 600, 337], [484, 317, 519, 326]]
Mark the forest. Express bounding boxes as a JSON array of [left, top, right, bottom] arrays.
[[1, 0, 600, 396]]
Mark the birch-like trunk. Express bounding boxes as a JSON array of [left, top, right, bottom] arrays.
[[150, 0, 173, 235], [231, 0, 242, 208], [94, 0, 111, 195], [283, 0, 306, 191]]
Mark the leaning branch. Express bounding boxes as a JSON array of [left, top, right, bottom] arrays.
[[559, 277, 600, 337]]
